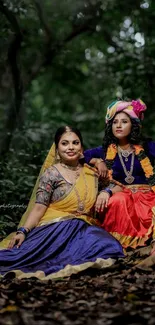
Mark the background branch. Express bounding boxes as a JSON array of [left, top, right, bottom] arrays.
[[26, 1, 103, 84], [34, 0, 52, 41]]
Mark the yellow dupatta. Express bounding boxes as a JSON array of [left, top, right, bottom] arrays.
[[0, 143, 99, 249]]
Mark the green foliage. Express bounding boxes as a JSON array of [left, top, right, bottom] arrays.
[[0, 147, 39, 234], [0, 127, 49, 234]]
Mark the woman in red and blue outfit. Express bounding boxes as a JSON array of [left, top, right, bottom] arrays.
[[84, 99, 155, 252]]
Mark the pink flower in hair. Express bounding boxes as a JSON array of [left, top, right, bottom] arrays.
[[131, 99, 146, 120]]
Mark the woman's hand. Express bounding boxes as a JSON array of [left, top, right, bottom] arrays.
[[95, 160, 108, 178], [95, 191, 110, 212], [8, 233, 25, 249]]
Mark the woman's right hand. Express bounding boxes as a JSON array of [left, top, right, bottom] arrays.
[[95, 160, 109, 178], [95, 191, 110, 212], [8, 233, 25, 249]]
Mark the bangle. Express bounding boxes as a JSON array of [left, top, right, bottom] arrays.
[[95, 158, 104, 167], [16, 231, 26, 237], [101, 188, 112, 197], [16, 227, 30, 237]]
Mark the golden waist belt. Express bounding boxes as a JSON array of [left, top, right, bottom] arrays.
[[125, 184, 151, 193]]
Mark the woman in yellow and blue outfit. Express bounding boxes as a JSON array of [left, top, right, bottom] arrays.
[[0, 126, 124, 279]]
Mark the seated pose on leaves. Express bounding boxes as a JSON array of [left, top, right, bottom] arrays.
[[0, 126, 124, 279], [84, 99, 155, 253]]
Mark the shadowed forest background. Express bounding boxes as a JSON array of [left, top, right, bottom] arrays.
[[0, 0, 155, 235]]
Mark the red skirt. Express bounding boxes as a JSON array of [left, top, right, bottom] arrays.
[[99, 187, 155, 248]]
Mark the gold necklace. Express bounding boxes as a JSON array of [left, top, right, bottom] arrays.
[[60, 162, 81, 171], [60, 163, 81, 182], [73, 170, 88, 214]]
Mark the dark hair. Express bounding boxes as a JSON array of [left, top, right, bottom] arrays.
[[102, 113, 143, 154], [54, 126, 84, 149]]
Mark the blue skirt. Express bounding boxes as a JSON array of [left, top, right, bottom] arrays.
[[0, 219, 124, 278]]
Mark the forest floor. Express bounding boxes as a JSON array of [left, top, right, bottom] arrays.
[[1, 247, 155, 325]]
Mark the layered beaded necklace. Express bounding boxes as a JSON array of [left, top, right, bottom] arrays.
[[118, 148, 135, 184], [118, 145, 133, 161]]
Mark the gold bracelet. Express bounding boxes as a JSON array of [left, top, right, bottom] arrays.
[[24, 227, 31, 232], [95, 159, 104, 167]]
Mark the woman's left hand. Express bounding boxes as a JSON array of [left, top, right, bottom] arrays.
[[95, 191, 110, 212], [8, 233, 25, 249]]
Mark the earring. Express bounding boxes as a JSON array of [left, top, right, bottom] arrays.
[[55, 150, 61, 162], [79, 153, 84, 159], [79, 152, 85, 161]]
